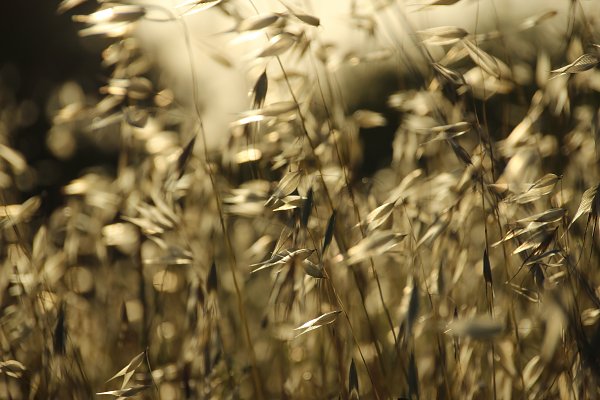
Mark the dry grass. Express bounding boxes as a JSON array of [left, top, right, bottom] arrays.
[[1, 0, 600, 399]]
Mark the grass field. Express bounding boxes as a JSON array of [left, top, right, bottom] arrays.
[[1, 1, 600, 398]]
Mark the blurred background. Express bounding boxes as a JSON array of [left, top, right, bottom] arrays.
[[0, 1, 111, 213]]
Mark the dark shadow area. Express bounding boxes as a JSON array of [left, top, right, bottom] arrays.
[[0, 1, 112, 215]]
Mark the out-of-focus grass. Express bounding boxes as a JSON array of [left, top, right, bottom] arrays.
[[1, 1, 600, 399]]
